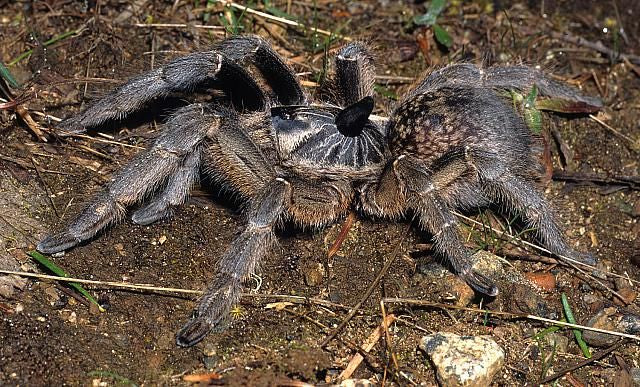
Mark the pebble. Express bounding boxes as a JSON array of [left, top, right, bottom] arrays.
[[302, 261, 325, 286], [524, 271, 556, 291], [630, 368, 640, 385], [613, 288, 638, 306], [583, 308, 621, 347], [541, 332, 569, 354], [337, 380, 375, 387], [420, 332, 504, 387]]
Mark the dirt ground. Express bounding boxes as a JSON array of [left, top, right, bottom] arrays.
[[1, 0, 639, 385]]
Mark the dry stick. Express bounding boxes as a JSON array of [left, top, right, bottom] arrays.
[[452, 211, 640, 287], [0, 269, 366, 313], [31, 157, 59, 218], [4, 269, 637, 342], [319, 224, 410, 347], [550, 31, 640, 65], [223, 1, 351, 41], [552, 170, 640, 190], [327, 211, 356, 259], [380, 300, 400, 380], [131, 23, 225, 31], [382, 297, 640, 342], [539, 339, 627, 384], [338, 313, 397, 380], [589, 114, 640, 151]]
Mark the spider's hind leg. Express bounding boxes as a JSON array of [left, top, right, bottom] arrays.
[[471, 151, 597, 265], [389, 155, 499, 296], [37, 104, 221, 253]]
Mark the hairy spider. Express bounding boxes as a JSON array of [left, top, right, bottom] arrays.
[[38, 35, 602, 347]]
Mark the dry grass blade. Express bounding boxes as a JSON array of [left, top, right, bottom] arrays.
[[338, 313, 396, 381], [383, 297, 640, 342]]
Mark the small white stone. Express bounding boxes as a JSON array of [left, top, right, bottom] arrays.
[[421, 332, 505, 387]]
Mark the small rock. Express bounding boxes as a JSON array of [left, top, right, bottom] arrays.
[[583, 309, 618, 347], [524, 272, 556, 291], [629, 368, 640, 386], [420, 332, 504, 387], [203, 355, 218, 370], [613, 288, 638, 306], [302, 262, 325, 286], [337, 379, 375, 387], [619, 313, 640, 334]]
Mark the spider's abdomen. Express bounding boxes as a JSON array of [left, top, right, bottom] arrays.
[[272, 106, 386, 170], [388, 86, 533, 165]]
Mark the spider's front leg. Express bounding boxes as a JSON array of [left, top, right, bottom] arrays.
[[61, 35, 305, 133], [37, 104, 220, 253], [176, 178, 291, 347]]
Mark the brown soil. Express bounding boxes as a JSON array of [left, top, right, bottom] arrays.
[[1, 1, 639, 385]]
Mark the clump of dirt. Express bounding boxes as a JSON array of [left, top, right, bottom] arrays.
[[1, 0, 639, 385]]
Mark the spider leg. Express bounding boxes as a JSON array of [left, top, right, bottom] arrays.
[[335, 42, 376, 105], [217, 35, 305, 105], [60, 52, 265, 133], [367, 155, 498, 296], [131, 150, 201, 226], [176, 178, 291, 347], [37, 104, 221, 253], [484, 65, 603, 108], [479, 168, 596, 265]]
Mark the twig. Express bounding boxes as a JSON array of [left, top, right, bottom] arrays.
[[452, 211, 640, 287], [589, 114, 640, 152], [550, 31, 640, 65], [327, 212, 356, 259], [31, 157, 59, 218], [0, 269, 368, 313], [552, 170, 640, 190], [131, 23, 225, 32], [383, 297, 640, 342], [319, 224, 409, 347], [539, 340, 627, 384], [338, 313, 396, 381], [223, 1, 351, 41]]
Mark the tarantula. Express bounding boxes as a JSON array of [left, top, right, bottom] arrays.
[[38, 35, 602, 347]]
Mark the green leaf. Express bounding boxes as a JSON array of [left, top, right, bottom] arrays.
[[433, 23, 453, 48], [561, 293, 592, 358], [414, 0, 447, 26], [28, 250, 105, 312], [0, 62, 20, 88]]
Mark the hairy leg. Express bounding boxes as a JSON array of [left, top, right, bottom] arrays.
[[217, 35, 305, 105], [482, 174, 596, 265], [131, 150, 201, 225], [60, 52, 265, 132], [362, 155, 497, 295], [37, 104, 222, 253], [484, 65, 602, 108], [335, 42, 376, 105], [176, 178, 291, 347]]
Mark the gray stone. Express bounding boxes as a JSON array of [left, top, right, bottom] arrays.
[[421, 332, 504, 387], [630, 368, 640, 386], [582, 308, 618, 347]]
